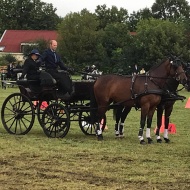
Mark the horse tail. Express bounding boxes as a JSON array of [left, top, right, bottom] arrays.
[[90, 85, 98, 123]]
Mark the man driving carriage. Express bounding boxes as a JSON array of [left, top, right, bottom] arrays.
[[40, 40, 73, 98]]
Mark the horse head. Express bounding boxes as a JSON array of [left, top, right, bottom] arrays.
[[181, 62, 190, 90], [169, 56, 187, 86]]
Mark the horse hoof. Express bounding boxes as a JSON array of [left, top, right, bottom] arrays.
[[157, 139, 162, 143], [147, 138, 153, 144], [97, 134, 103, 141], [119, 134, 124, 138], [164, 138, 170, 143], [140, 140, 146, 145]]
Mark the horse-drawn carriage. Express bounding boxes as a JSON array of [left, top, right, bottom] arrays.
[[1, 70, 106, 138], [1, 55, 189, 144]]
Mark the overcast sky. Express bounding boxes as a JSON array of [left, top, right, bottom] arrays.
[[41, 0, 164, 17]]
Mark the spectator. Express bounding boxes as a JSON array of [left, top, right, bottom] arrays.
[[140, 68, 146, 74], [132, 64, 139, 75], [15, 62, 23, 80], [81, 66, 92, 80], [89, 65, 102, 80], [91, 65, 98, 74], [7, 62, 15, 79]]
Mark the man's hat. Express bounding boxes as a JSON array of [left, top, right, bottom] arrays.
[[29, 49, 41, 56]]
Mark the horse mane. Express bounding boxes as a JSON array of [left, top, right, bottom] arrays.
[[104, 73, 131, 78], [149, 57, 168, 72], [118, 74, 132, 78]]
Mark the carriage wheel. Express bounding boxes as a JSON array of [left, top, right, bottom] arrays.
[[37, 100, 60, 127], [1, 93, 35, 135], [78, 111, 106, 135], [41, 103, 70, 138]]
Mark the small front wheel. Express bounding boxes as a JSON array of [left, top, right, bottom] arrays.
[[79, 111, 106, 135]]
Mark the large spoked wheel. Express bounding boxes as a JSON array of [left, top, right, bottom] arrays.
[[1, 93, 35, 135], [37, 100, 59, 127], [79, 111, 106, 135], [41, 103, 70, 138]]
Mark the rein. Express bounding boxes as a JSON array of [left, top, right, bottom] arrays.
[[147, 66, 186, 89], [176, 86, 185, 92]]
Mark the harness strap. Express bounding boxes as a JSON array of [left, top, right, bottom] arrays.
[[130, 75, 137, 99], [176, 86, 185, 92], [130, 74, 150, 99], [144, 73, 149, 93]]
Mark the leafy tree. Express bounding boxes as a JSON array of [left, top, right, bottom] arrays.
[[0, 56, 7, 66], [136, 18, 187, 67], [57, 10, 101, 70], [128, 8, 153, 32], [181, 18, 190, 60], [22, 39, 48, 58], [100, 23, 133, 73], [0, 0, 61, 35], [4, 54, 17, 63], [151, 0, 190, 21], [95, 4, 129, 30], [128, 0, 190, 32]]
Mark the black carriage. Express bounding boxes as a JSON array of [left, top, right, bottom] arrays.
[[1, 71, 106, 138]]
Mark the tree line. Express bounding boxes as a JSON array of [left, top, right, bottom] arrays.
[[1, 0, 190, 73]]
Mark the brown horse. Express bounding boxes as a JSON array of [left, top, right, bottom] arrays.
[[114, 77, 186, 143], [114, 64, 190, 142], [156, 64, 190, 143], [92, 56, 187, 144]]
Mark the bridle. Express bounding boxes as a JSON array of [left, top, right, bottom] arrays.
[[170, 58, 186, 82], [146, 57, 187, 88]]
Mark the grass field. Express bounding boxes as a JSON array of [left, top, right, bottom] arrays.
[[0, 83, 190, 190]]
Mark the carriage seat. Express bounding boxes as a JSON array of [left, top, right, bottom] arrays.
[[16, 79, 37, 86], [17, 71, 57, 87], [16, 71, 57, 99], [16, 79, 41, 99], [40, 71, 57, 86]]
